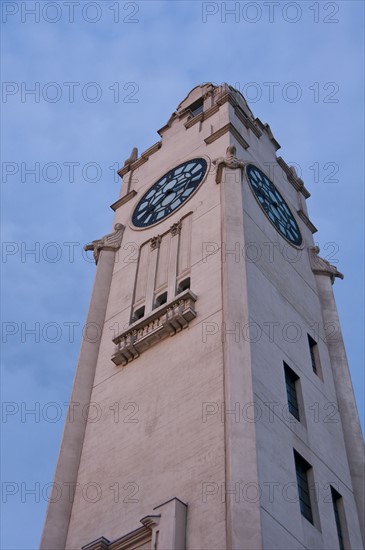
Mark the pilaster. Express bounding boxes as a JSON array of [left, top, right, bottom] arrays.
[[40, 224, 125, 550], [310, 247, 364, 544], [216, 145, 262, 550]]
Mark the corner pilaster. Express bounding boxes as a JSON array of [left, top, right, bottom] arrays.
[[40, 224, 125, 550], [309, 247, 364, 543], [217, 146, 262, 550]]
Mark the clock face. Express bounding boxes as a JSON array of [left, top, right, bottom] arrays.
[[246, 164, 302, 246], [132, 158, 207, 228]]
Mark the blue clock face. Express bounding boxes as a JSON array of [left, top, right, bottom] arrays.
[[132, 158, 207, 228], [246, 164, 302, 246]]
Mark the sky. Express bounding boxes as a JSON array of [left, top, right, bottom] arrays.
[[1, 1, 364, 548]]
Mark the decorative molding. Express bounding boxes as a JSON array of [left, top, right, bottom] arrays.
[[204, 122, 249, 151], [158, 113, 179, 136], [184, 104, 220, 129], [277, 156, 310, 198], [297, 209, 318, 234], [117, 142, 162, 178], [213, 145, 246, 184], [150, 235, 162, 250], [212, 87, 262, 138], [82, 498, 186, 550], [215, 89, 230, 107], [140, 515, 161, 529], [309, 246, 344, 283], [112, 289, 197, 367], [82, 537, 110, 550], [264, 122, 281, 151], [123, 147, 138, 169], [82, 526, 152, 550], [254, 118, 281, 150], [184, 111, 204, 128], [234, 105, 262, 138], [170, 220, 182, 236], [84, 223, 125, 265], [110, 190, 137, 211]]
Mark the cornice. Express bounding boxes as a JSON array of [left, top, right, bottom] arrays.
[[110, 190, 137, 211], [234, 104, 262, 138], [117, 141, 162, 178], [277, 156, 311, 198], [204, 122, 250, 150], [309, 246, 344, 283], [82, 526, 152, 550], [254, 118, 281, 150], [82, 537, 111, 550], [184, 103, 220, 129], [297, 209, 317, 234]]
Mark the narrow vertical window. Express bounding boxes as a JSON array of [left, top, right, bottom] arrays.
[[331, 487, 345, 550], [308, 334, 321, 376], [294, 451, 313, 523], [284, 363, 300, 421]]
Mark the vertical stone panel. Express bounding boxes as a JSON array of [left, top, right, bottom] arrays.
[[134, 241, 149, 304], [177, 214, 192, 277], [155, 232, 171, 291]]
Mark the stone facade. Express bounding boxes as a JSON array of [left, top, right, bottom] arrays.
[[41, 84, 364, 550]]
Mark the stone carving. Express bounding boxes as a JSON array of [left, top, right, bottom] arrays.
[[213, 145, 245, 184], [150, 235, 162, 250], [309, 246, 344, 283], [264, 123, 275, 141], [170, 221, 182, 236], [112, 290, 197, 366], [123, 147, 138, 168], [84, 223, 125, 265], [289, 165, 298, 177]]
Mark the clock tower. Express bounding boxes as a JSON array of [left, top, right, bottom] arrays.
[[41, 83, 364, 550]]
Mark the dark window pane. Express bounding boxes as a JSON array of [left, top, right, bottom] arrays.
[[177, 277, 190, 294], [284, 364, 300, 421], [331, 487, 345, 550], [308, 334, 318, 374], [294, 451, 313, 524], [187, 98, 204, 117]]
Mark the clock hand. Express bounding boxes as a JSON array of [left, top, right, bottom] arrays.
[[145, 188, 177, 215], [257, 188, 278, 207]]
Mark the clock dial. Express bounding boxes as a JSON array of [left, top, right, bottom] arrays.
[[246, 164, 302, 246], [132, 158, 207, 228]]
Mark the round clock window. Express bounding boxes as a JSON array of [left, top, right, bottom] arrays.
[[132, 158, 207, 228], [246, 164, 302, 246]]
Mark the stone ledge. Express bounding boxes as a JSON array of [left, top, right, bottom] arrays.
[[111, 289, 197, 366], [277, 156, 310, 198], [117, 141, 162, 178], [234, 105, 262, 138], [204, 122, 250, 150], [184, 104, 220, 129], [110, 189, 137, 211], [297, 209, 318, 234]]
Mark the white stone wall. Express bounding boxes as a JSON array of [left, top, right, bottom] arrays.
[[45, 84, 363, 550]]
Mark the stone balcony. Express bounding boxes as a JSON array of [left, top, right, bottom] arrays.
[[111, 289, 197, 366]]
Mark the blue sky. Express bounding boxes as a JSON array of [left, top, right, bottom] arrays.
[[1, 1, 364, 548]]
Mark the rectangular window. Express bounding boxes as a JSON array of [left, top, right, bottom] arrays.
[[294, 451, 313, 523], [132, 305, 145, 322], [187, 98, 203, 117], [331, 487, 345, 550], [284, 363, 300, 421], [154, 291, 167, 308], [177, 277, 190, 294], [308, 334, 320, 375]]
